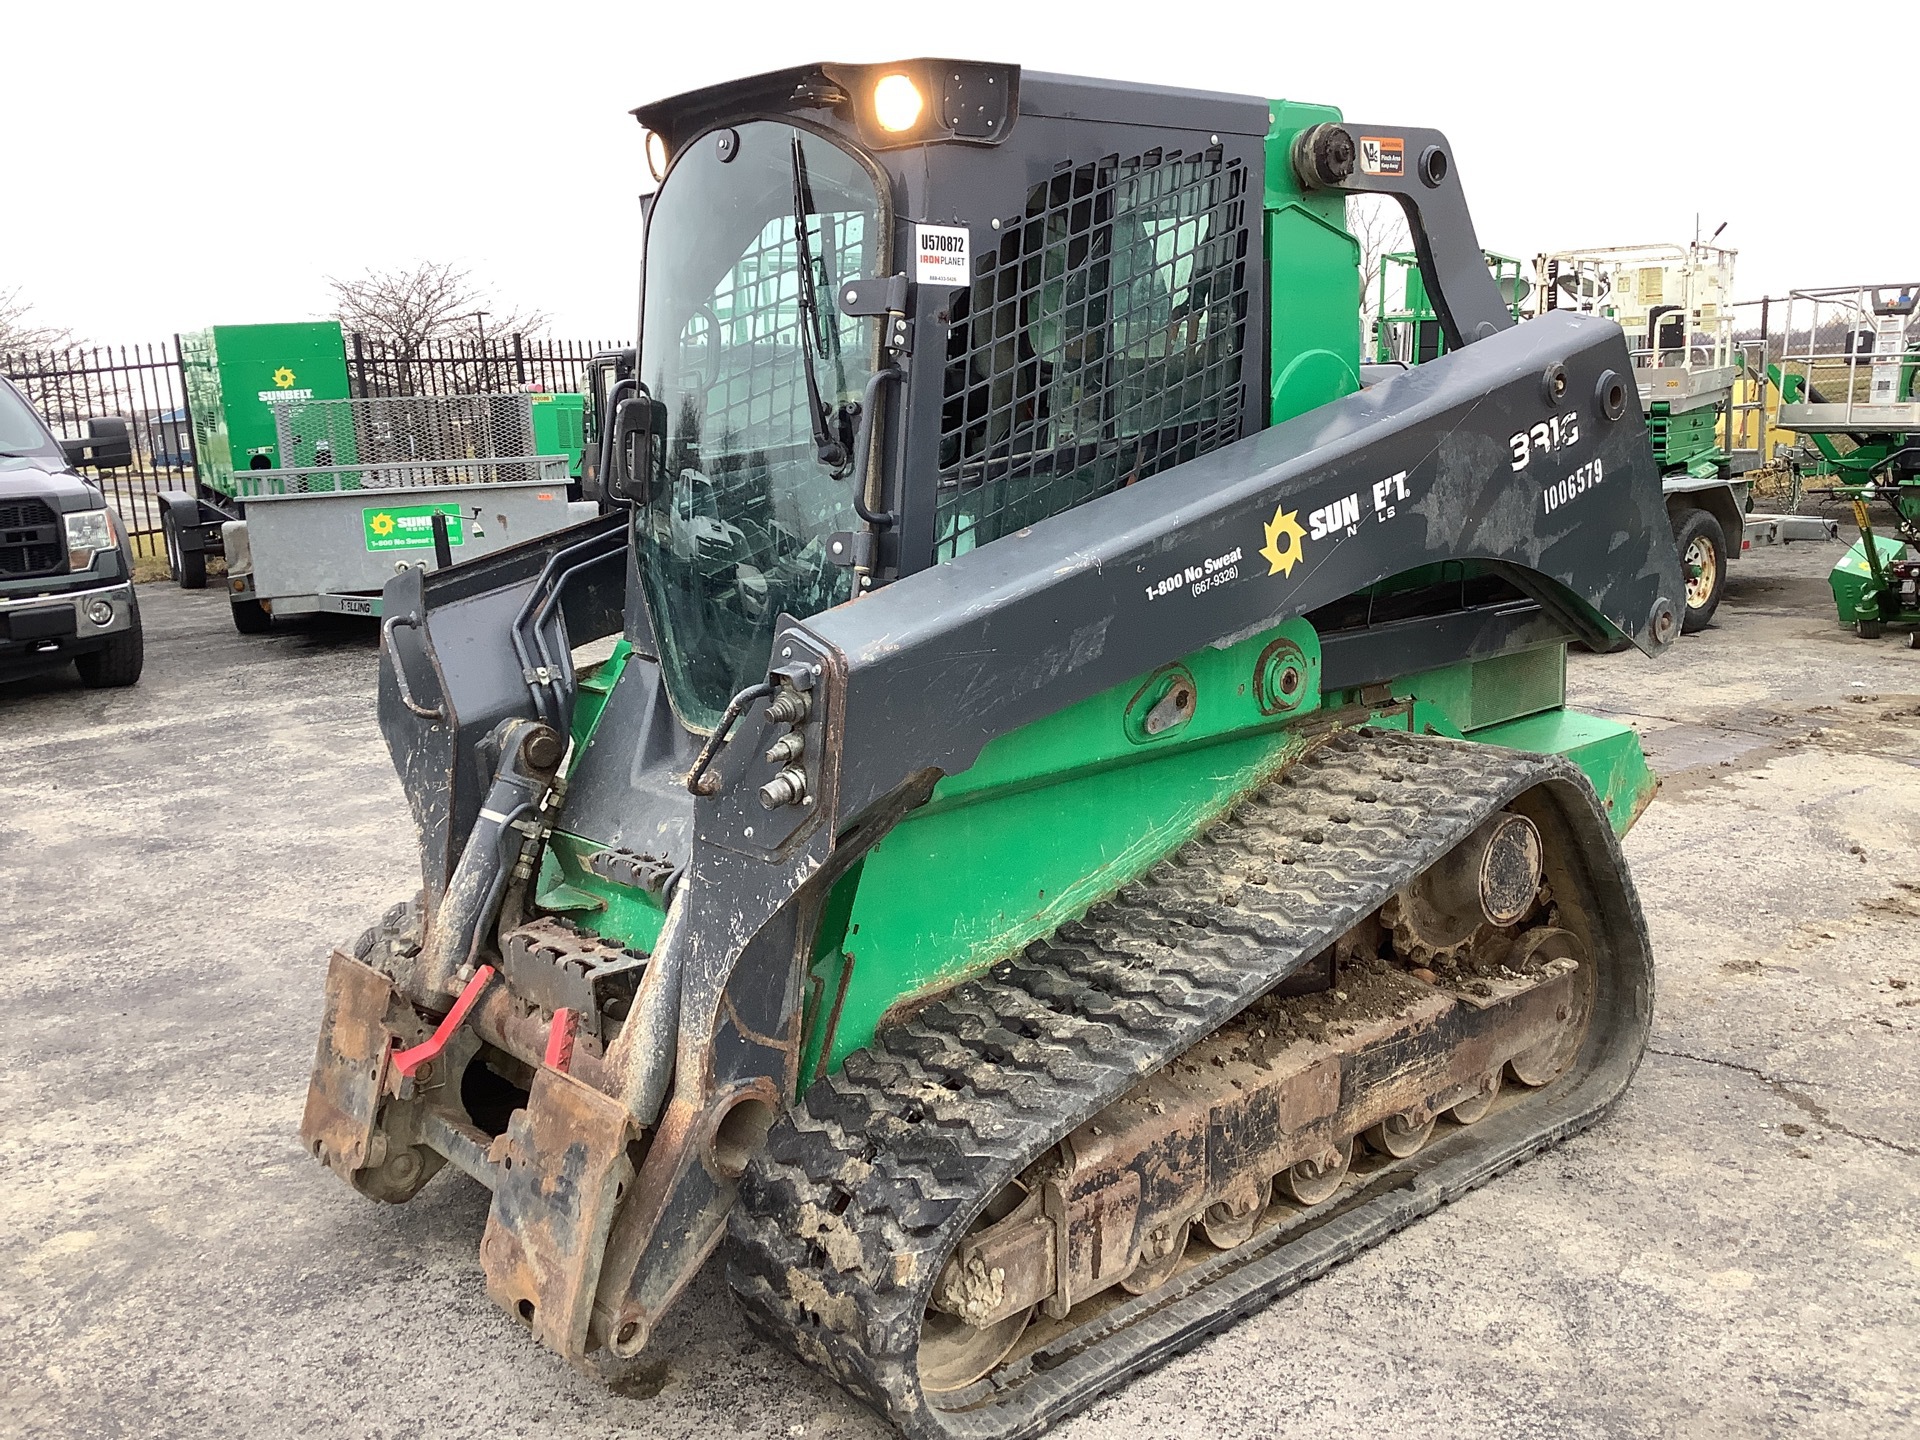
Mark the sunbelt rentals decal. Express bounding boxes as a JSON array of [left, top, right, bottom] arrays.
[[363, 503, 465, 551], [259, 365, 313, 403]]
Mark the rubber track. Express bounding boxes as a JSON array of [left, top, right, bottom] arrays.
[[728, 729, 1628, 1440]]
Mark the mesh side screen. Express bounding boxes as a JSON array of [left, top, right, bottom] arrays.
[[934, 149, 1250, 562]]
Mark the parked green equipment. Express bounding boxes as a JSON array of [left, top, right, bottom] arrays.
[[1372, 248, 1528, 365], [298, 62, 1682, 1439], [1536, 242, 1834, 632], [161, 322, 593, 633], [1771, 283, 1920, 642]]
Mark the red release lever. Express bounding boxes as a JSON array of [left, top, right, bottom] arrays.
[[392, 964, 495, 1079], [543, 1007, 579, 1074]]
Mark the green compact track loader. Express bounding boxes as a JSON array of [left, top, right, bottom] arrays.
[[300, 60, 1682, 1438]]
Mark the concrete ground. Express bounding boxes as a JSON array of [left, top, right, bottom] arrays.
[[3, 540, 1916, 1440]]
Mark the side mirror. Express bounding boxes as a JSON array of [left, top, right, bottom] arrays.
[[60, 415, 135, 470], [606, 387, 666, 504]]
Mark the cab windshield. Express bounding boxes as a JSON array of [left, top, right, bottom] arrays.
[[636, 121, 882, 731]]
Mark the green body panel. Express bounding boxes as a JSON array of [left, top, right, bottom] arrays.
[[535, 831, 670, 952], [179, 323, 351, 495], [530, 392, 587, 478], [807, 618, 1326, 1081], [1830, 533, 1913, 624], [1646, 400, 1727, 477], [1262, 102, 1361, 423], [1466, 709, 1658, 834], [530, 639, 672, 953], [1388, 644, 1566, 735]]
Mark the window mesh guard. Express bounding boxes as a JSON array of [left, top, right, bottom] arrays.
[[934, 148, 1250, 561]]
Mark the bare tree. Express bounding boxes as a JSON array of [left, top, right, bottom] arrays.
[[0, 287, 75, 356], [326, 261, 546, 348], [1348, 196, 1410, 355], [326, 261, 549, 394]]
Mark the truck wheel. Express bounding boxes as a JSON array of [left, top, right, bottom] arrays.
[[1673, 508, 1726, 633], [74, 596, 145, 688], [164, 509, 207, 590], [231, 597, 273, 634]]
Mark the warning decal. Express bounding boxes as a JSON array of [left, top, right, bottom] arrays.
[[1357, 136, 1405, 177], [914, 224, 972, 288]]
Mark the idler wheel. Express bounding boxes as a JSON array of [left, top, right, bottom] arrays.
[[1279, 1136, 1353, 1206], [1448, 1070, 1503, 1125], [1364, 1110, 1436, 1158]]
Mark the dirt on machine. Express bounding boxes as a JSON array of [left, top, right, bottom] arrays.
[[298, 60, 1683, 1438]]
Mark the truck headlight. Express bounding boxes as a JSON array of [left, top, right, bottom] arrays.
[[65, 507, 114, 570]]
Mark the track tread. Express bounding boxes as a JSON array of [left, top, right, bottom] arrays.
[[727, 730, 1625, 1440]]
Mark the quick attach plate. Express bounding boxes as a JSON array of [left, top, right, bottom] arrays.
[[299, 953, 397, 1178], [479, 1067, 635, 1356]]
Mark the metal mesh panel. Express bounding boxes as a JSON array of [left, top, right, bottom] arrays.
[[231, 456, 571, 497], [246, 393, 550, 496], [934, 148, 1250, 561], [273, 393, 535, 469]]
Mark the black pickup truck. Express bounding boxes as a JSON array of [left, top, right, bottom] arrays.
[[0, 377, 142, 687]]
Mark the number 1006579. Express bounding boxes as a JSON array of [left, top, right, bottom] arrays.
[[1541, 458, 1604, 515]]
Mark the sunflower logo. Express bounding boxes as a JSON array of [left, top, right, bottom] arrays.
[[272, 366, 296, 389], [1259, 505, 1307, 577], [369, 512, 396, 537]]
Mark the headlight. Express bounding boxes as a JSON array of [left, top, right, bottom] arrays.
[[65, 507, 113, 571], [644, 129, 669, 183], [872, 73, 925, 133]]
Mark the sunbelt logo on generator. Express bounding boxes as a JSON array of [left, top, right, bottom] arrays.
[[362, 504, 465, 551]]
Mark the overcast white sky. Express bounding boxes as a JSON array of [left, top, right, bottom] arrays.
[[9, 0, 1917, 344]]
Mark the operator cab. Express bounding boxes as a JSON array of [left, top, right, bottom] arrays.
[[614, 61, 1274, 732]]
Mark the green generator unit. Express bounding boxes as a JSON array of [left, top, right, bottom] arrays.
[[530, 392, 587, 479], [180, 322, 355, 487]]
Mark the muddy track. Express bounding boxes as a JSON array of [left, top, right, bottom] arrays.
[[727, 728, 1654, 1440]]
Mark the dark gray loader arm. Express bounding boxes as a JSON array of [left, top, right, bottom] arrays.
[[783, 309, 1675, 838]]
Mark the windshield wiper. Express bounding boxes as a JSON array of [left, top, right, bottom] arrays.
[[789, 136, 851, 476]]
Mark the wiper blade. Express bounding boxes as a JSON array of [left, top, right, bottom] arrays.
[[789, 136, 850, 476]]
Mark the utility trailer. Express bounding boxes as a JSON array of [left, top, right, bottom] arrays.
[[1536, 242, 1834, 631], [160, 322, 592, 633]]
